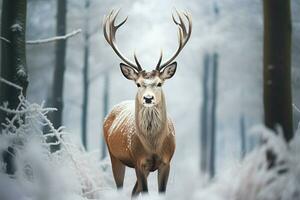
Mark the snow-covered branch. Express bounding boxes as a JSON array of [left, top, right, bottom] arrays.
[[1, 29, 81, 46], [26, 29, 82, 45], [0, 77, 23, 91], [0, 36, 11, 44]]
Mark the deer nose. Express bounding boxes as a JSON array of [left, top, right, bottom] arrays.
[[143, 95, 154, 104]]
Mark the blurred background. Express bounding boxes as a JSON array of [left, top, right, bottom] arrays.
[[2, 0, 299, 181]]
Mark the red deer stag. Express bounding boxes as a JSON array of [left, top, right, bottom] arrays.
[[102, 9, 192, 197]]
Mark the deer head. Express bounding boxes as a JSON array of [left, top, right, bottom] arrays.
[[103, 10, 192, 108]]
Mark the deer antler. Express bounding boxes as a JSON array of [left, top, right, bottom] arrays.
[[103, 9, 142, 72], [156, 10, 192, 71]]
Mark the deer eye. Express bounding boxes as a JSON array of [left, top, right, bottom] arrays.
[[136, 83, 141, 87], [157, 83, 162, 87]]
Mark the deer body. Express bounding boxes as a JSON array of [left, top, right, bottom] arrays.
[[102, 9, 191, 197], [103, 99, 175, 192]]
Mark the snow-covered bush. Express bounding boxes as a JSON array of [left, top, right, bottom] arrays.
[[0, 93, 108, 200], [194, 125, 300, 200]]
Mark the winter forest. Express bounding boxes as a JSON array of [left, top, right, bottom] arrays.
[[1, 0, 300, 199]]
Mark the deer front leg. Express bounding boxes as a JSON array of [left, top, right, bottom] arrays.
[[157, 162, 170, 193], [132, 159, 151, 197]]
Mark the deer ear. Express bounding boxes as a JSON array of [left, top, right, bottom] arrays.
[[120, 63, 138, 80], [160, 62, 177, 80]]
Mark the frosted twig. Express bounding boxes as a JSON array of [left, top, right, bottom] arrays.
[[43, 132, 66, 137], [0, 106, 56, 114], [0, 77, 22, 91], [39, 113, 96, 193], [0, 36, 11, 44], [26, 29, 82, 45], [45, 141, 61, 146]]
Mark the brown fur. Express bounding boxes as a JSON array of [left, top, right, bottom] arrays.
[[103, 97, 175, 196]]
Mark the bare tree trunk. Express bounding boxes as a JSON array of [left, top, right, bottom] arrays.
[[209, 52, 218, 178], [200, 53, 210, 174], [0, 0, 28, 123], [263, 0, 293, 142], [81, 0, 90, 150], [240, 114, 246, 159], [47, 0, 67, 152], [101, 72, 109, 159], [0, 0, 28, 175]]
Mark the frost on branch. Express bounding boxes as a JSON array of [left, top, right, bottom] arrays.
[[0, 93, 107, 200], [10, 23, 23, 32]]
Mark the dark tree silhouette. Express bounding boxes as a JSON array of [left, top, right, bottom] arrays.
[[200, 53, 210, 174], [0, 0, 28, 175], [200, 52, 218, 178], [101, 71, 110, 159], [0, 0, 28, 123], [240, 114, 246, 159], [81, 0, 90, 149], [263, 0, 293, 141], [209, 52, 218, 178], [47, 0, 67, 152]]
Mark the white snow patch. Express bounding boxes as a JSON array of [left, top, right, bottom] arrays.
[[108, 100, 136, 149], [108, 101, 135, 135], [17, 66, 27, 78], [10, 23, 23, 32]]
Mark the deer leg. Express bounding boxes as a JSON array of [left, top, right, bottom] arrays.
[[157, 163, 170, 193], [132, 161, 150, 197], [132, 170, 149, 197], [109, 153, 125, 189], [132, 181, 139, 196]]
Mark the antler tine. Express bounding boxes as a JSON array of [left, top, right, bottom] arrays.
[[103, 13, 111, 44], [134, 52, 143, 71], [103, 10, 142, 72], [174, 9, 187, 36], [157, 10, 192, 71], [155, 50, 163, 70]]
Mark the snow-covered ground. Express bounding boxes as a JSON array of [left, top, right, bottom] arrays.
[[1, 97, 300, 200]]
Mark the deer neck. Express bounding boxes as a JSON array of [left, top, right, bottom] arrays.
[[135, 93, 167, 139]]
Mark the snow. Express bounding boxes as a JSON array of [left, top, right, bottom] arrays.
[[16, 66, 27, 78], [108, 100, 135, 135], [193, 126, 300, 200], [107, 100, 136, 149], [0, 95, 106, 200], [1, 95, 300, 200], [10, 23, 23, 32]]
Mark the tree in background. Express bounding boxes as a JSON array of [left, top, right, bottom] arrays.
[[209, 53, 218, 178], [80, 0, 109, 151], [47, 0, 67, 152], [81, 0, 90, 149], [200, 53, 209, 174], [263, 0, 293, 142], [101, 71, 110, 159], [200, 52, 219, 178], [0, 0, 28, 175], [0, 0, 28, 123], [240, 114, 246, 159]]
